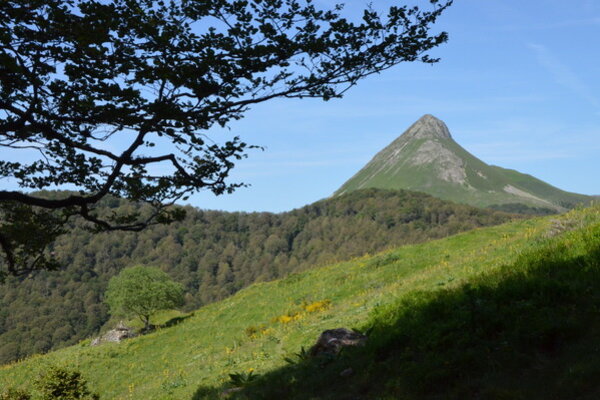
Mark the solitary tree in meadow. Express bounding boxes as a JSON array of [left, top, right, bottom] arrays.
[[105, 266, 184, 331]]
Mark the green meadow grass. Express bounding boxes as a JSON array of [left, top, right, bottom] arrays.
[[1, 205, 599, 399], [235, 205, 600, 399]]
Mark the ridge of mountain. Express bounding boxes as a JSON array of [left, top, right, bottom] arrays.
[[335, 115, 592, 212]]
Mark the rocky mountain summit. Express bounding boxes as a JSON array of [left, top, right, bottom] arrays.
[[335, 115, 592, 212], [402, 113, 452, 140]]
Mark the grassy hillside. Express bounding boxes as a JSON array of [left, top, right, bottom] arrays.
[[0, 189, 514, 365], [1, 204, 598, 399], [490, 165, 592, 208]]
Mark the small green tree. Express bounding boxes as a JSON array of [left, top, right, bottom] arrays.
[[105, 266, 184, 331], [35, 366, 98, 400]]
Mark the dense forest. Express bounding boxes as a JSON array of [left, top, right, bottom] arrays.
[[0, 189, 517, 364]]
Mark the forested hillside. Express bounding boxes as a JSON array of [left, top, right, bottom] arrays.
[[0, 189, 514, 364]]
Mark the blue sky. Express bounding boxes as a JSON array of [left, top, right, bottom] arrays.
[[189, 0, 600, 212], [4, 1, 596, 212]]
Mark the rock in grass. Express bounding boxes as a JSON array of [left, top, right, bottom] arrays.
[[90, 322, 136, 346], [309, 328, 367, 357]]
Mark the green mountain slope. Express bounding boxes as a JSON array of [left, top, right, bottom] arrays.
[[2, 204, 598, 399], [0, 189, 514, 365], [335, 114, 592, 212]]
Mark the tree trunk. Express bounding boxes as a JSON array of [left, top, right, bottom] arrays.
[[142, 315, 151, 332]]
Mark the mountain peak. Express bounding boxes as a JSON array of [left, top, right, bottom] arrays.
[[335, 114, 592, 211], [402, 114, 452, 140]]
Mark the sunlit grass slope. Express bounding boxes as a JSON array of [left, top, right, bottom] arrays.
[[235, 206, 600, 400], [1, 205, 599, 399]]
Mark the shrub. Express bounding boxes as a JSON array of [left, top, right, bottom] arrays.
[[228, 370, 258, 388], [35, 366, 99, 400], [0, 388, 31, 400]]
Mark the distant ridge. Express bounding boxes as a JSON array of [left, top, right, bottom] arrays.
[[335, 115, 592, 212]]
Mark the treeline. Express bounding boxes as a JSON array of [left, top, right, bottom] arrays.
[[0, 189, 516, 364], [487, 203, 557, 215]]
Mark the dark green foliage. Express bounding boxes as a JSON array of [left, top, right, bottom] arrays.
[[0, 201, 65, 282], [105, 266, 184, 330], [488, 203, 557, 215], [228, 371, 258, 388], [0, 388, 31, 400], [35, 366, 98, 400], [0, 0, 451, 276], [283, 346, 311, 365], [228, 220, 600, 399], [0, 189, 514, 364]]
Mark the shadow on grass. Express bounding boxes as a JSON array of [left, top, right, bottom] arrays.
[[160, 312, 194, 329], [135, 313, 194, 335], [193, 224, 600, 400]]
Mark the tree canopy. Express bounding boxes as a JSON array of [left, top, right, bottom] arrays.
[[105, 265, 184, 330], [0, 0, 452, 278]]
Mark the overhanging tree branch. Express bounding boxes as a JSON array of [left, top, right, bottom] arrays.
[[0, 0, 452, 278]]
